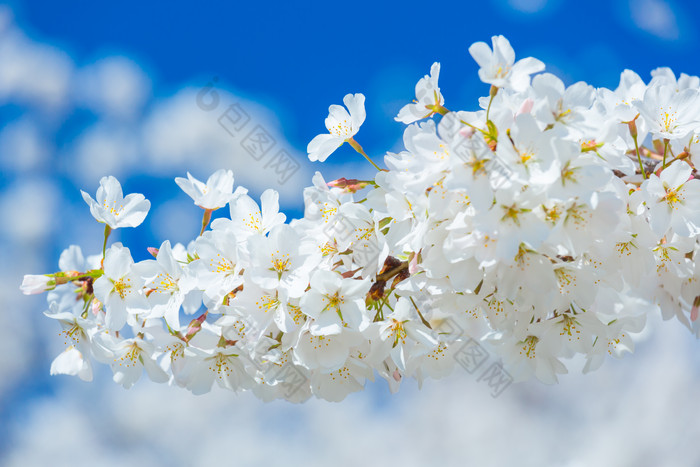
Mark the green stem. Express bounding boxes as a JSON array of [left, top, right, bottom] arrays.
[[460, 119, 487, 136], [68, 270, 104, 281], [486, 86, 498, 121], [102, 225, 112, 260], [662, 138, 669, 170], [409, 296, 432, 329], [200, 208, 214, 236], [632, 134, 646, 179], [348, 138, 381, 171]]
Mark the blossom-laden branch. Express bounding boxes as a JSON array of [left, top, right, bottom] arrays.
[[22, 35, 700, 402]]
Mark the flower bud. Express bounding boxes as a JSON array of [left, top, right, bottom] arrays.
[[327, 178, 370, 193], [185, 311, 208, 342], [20, 275, 54, 295], [692, 296, 700, 322], [626, 118, 638, 139]]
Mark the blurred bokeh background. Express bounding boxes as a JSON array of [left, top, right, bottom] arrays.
[[2, 0, 700, 465]]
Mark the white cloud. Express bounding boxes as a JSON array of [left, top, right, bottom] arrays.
[[629, 0, 680, 41], [73, 56, 151, 119], [149, 198, 199, 245], [0, 29, 73, 111], [0, 272, 39, 398], [140, 88, 312, 207], [0, 12, 312, 211], [507, 0, 549, 13], [0, 118, 50, 172], [0, 5, 14, 35], [0, 177, 60, 243], [67, 123, 141, 185]]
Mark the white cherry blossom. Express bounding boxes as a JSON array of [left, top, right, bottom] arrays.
[[638, 160, 700, 237], [92, 243, 149, 330], [468, 35, 544, 92], [300, 270, 371, 335], [175, 169, 246, 210], [81, 175, 150, 229], [25, 36, 700, 402], [396, 62, 444, 124], [636, 83, 700, 141], [307, 93, 365, 162]]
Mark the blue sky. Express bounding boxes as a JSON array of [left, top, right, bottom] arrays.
[[2, 1, 700, 465], [7, 0, 700, 161]]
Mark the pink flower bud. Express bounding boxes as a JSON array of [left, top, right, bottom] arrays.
[[459, 127, 475, 139], [409, 251, 420, 275], [185, 312, 209, 342], [20, 275, 53, 295], [327, 178, 370, 193]]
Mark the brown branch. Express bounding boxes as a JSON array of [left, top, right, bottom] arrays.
[[376, 262, 408, 283]]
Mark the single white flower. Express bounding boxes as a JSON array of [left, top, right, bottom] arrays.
[[293, 327, 364, 372], [635, 83, 700, 141], [179, 345, 254, 395], [44, 303, 98, 382], [307, 93, 366, 162], [247, 224, 313, 298], [228, 283, 303, 336], [93, 333, 169, 389], [300, 270, 371, 335], [175, 169, 247, 210], [396, 62, 444, 124], [92, 244, 149, 330], [310, 351, 373, 402], [468, 35, 544, 92], [50, 346, 93, 382], [212, 188, 286, 243], [368, 297, 438, 373], [190, 230, 244, 310], [81, 175, 150, 229], [136, 240, 198, 330], [639, 160, 700, 237]]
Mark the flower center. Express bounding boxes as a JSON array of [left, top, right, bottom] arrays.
[[659, 107, 678, 132], [113, 277, 131, 299], [663, 187, 683, 208], [103, 200, 123, 216], [494, 64, 511, 78], [256, 294, 279, 313], [210, 254, 234, 274], [327, 119, 352, 138], [270, 252, 290, 273], [519, 336, 538, 359], [114, 343, 140, 367]]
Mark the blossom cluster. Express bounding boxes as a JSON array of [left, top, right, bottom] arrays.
[[22, 35, 700, 402]]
